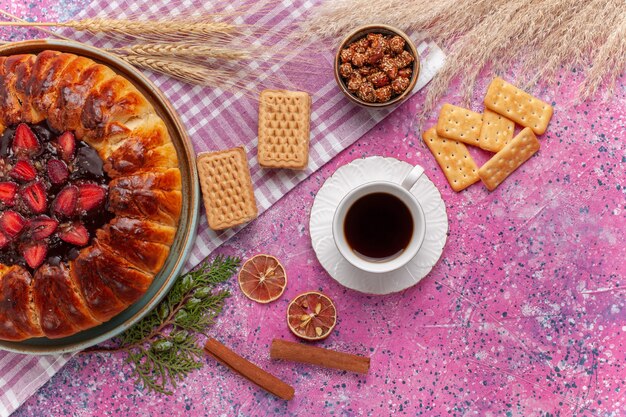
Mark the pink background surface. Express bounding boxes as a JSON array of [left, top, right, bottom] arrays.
[[3, 1, 626, 416]]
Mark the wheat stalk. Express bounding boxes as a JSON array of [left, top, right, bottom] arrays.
[[0, 18, 237, 41], [0, 7, 304, 92], [120, 55, 216, 84], [113, 42, 249, 60], [71, 18, 234, 36], [119, 55, 251, 91], [0, 10, 257, 87]]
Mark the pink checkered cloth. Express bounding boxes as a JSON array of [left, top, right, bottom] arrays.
[[0, 1, 445, 415]]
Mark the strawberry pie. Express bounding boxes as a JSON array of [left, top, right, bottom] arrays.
[[0, 51, 182, 341]]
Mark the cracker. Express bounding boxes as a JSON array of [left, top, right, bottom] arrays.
[[197, 147, 258, 230], [478, 127, 540, 191], [258, 89, 311, 170], [478, 109, 515, 152], [422, 127, 480, 192], [436, 103, 483, 146], [484, 77, 553, 135]]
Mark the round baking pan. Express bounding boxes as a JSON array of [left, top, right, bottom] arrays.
[[0, 39, 200, 354]]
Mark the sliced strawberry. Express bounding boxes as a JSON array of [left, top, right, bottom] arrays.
[[22, 241, 47, 269], [47, 159, 69, 185], [57, 222, 89, 246], [9, 160, 37, 182], [12, 123, 41, 156], [52, 185, 78, 217], [77, 183, 106, 212], [0, 181, 18, 205], [29, 216, 58, 240], [0, 232, 8, 249], [23, 181, 47, 214], [0, 210, 26, 238], [57, 131, 76, 162]]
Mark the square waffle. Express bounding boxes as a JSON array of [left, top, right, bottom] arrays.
[[257, 90, 311, 170], [197, 147, 258, 230]]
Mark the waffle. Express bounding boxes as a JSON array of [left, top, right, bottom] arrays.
[[197, 147, 258, 230], [257, 90, 311, 170]]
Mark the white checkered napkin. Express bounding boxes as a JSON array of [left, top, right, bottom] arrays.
[[0, 0, 445, 414], [0, 352, 71, 417]]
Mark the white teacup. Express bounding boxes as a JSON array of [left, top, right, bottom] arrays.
[[332, 165, 426, 273]]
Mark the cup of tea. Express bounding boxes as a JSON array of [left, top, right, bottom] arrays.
[[332, 165, 426, 273]]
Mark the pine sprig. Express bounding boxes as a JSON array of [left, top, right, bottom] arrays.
[[82, 255, 241, 395]]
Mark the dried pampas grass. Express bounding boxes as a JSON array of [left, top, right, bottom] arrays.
[[300, 0, 626, 110]]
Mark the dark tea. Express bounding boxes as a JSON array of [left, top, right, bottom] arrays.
[[343, 192, 413, 261]]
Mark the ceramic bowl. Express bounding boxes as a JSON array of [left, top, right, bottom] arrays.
[[334, 24, 420, 108]]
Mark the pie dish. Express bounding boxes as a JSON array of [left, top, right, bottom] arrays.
[[0, 49, 182, 341]]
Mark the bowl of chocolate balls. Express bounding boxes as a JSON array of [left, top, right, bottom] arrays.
[[334, 24, 419, 108]]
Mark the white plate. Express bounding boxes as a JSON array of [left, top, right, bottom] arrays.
[[309, 156, 448, 294]]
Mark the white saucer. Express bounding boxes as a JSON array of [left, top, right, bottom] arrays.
[[309, 156, 448, 294]]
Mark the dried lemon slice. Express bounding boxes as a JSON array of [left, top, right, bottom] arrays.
[[238, 254, 287, 303], [287, 291, 337, 341]]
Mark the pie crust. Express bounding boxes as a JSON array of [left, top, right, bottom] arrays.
[[0, 51, 182, 340]]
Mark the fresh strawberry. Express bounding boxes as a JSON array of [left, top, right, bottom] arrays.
[[0, 232, 8, 249], [58, 222, 89, 246], [47, 159, 69, 185], [23, 181, 47, 214], [12, 123, 41, 156], [57, 131, 76, 162], [0, 210, 26, 238], [77, 183, 106, 212], [52, 185, 78, 217], [0, 181, 18, 205], [9, 160, 37, 182], [22, 241, 47, 269], [28, 216, 58, 240]]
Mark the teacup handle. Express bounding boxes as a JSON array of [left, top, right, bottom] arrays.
[[400, 165, 424, 191]]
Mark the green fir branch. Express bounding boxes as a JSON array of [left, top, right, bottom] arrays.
[[82, 255, 240, 395]]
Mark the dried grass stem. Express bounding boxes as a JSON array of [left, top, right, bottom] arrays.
[[113, 43, 249, 60], [0, 5, 303, 92], [119, 55, 250, 92], [66, 18, 234, 36], [119, 55, 213, 84]]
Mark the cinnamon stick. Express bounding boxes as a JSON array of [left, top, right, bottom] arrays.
[[204, 338, 294, 400], [270, 339, 370, 374]]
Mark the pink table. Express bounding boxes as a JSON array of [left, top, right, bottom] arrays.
[[3, 1, 626, 416]]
